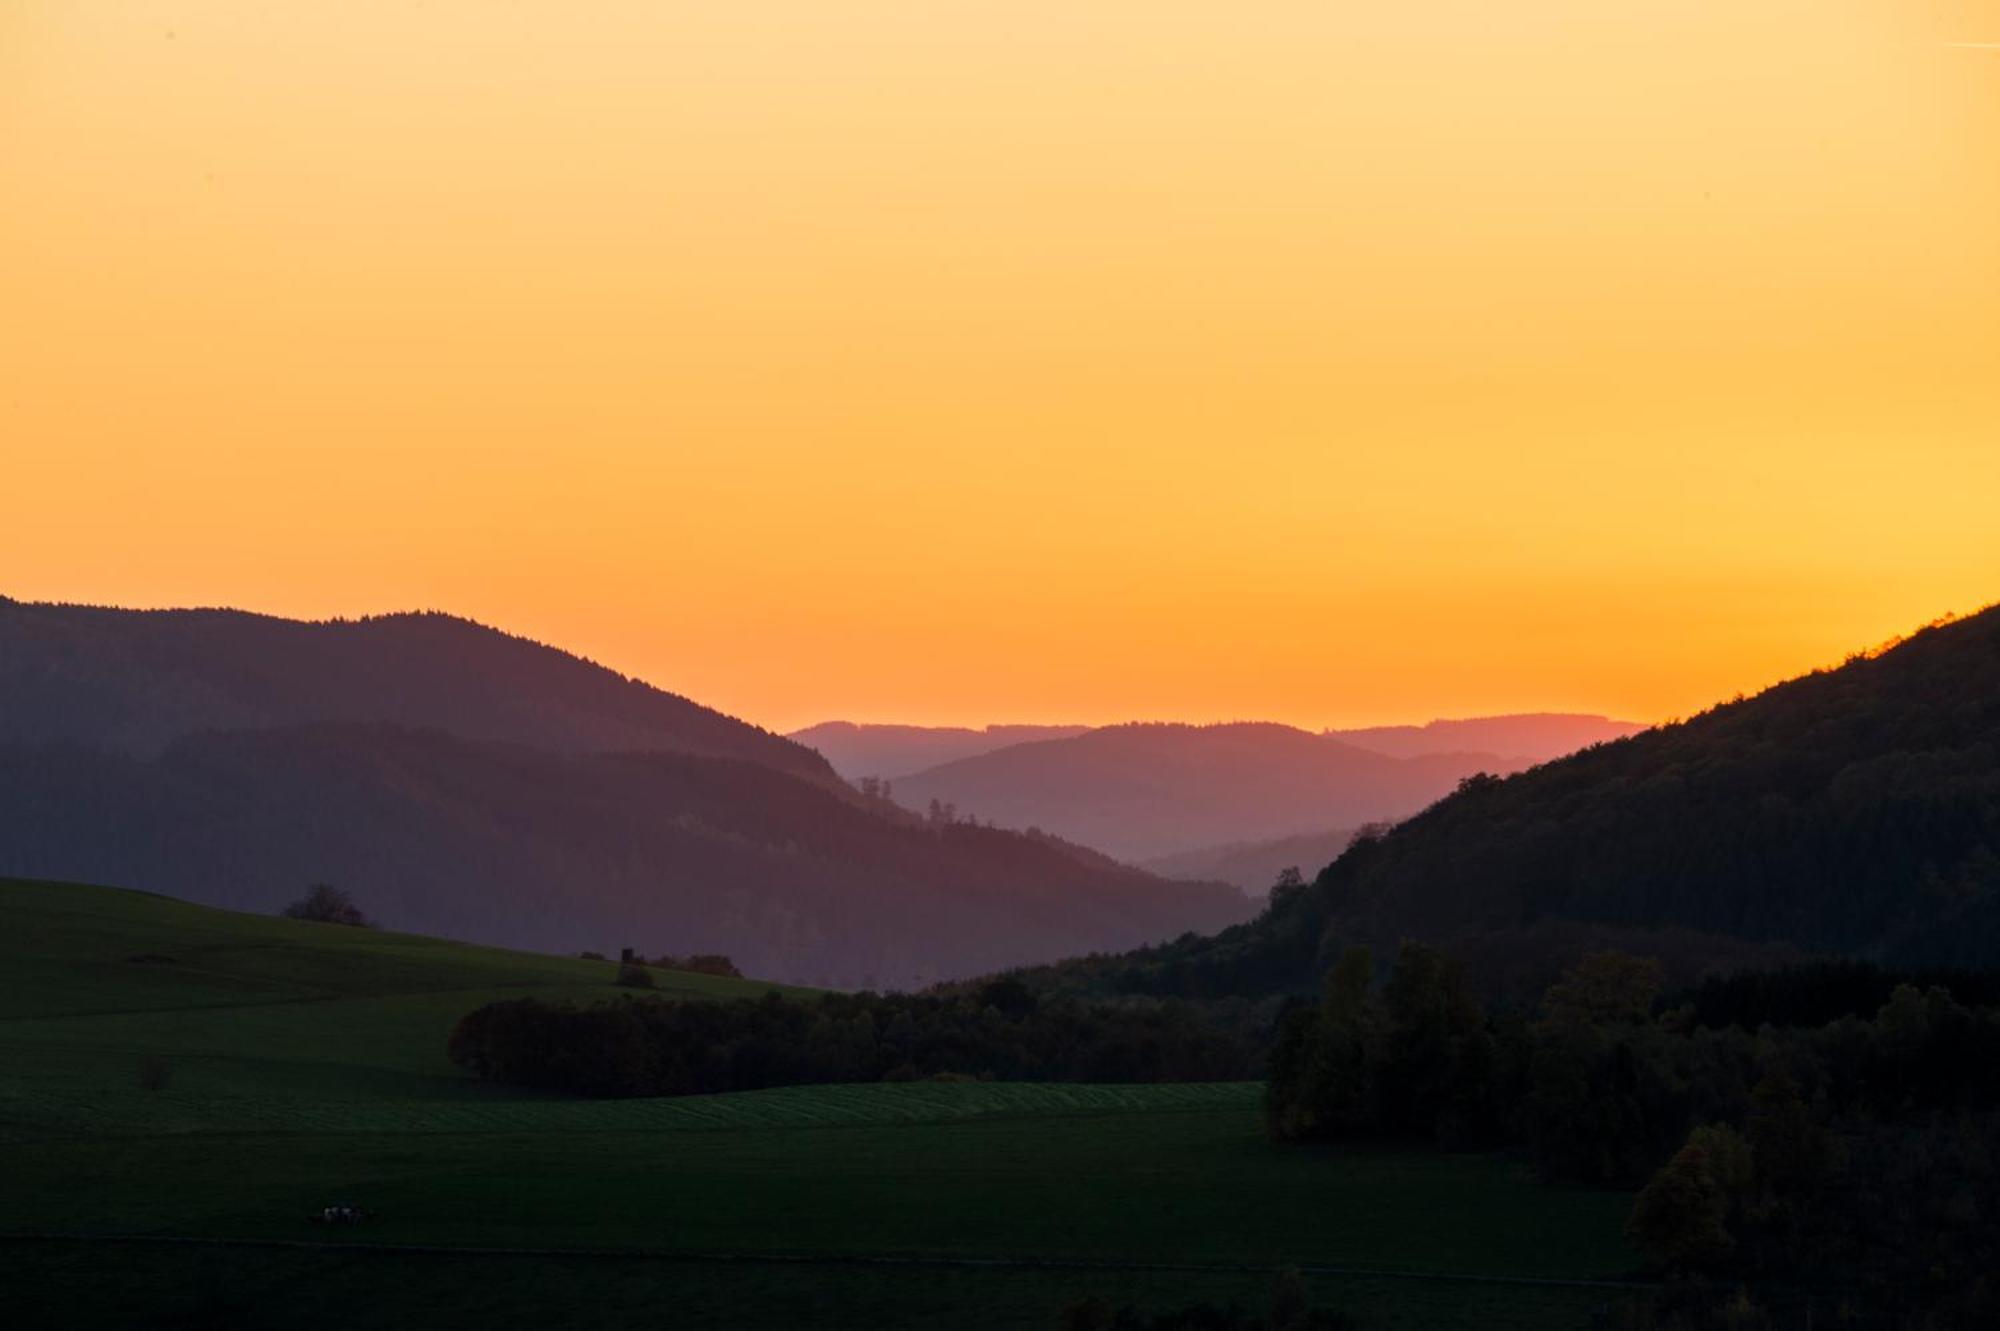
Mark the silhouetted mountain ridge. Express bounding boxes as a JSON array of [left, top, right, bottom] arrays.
[[0, 599, 829, 782]]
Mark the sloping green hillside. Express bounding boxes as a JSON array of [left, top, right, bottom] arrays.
[[0, 876, 774, 1015], [0, 877, 787, 1119]]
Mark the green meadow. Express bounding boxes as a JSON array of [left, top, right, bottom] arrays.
[[0, 878, 1641, 1329]]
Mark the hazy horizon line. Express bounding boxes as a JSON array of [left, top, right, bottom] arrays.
[[784, 712, 1651, 736]]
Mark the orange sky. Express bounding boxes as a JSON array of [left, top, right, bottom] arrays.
[[4, 2, 1997, 732]]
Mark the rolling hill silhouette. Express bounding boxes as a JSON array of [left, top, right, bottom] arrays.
[[0, 599, 829, 780], [0, 599, 1248, 985]]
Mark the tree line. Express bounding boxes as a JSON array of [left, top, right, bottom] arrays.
[[447, 978, 1257, 1097]]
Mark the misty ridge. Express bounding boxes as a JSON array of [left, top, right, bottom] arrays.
[[788, 721, 1094, 781], [852, 716, 1641, 864], [796, 714, 1642, 889]]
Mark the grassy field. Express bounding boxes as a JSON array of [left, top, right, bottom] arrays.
[[0, 877, 1643, 1329]]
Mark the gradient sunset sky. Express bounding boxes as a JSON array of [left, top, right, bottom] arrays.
[[5, 2, 1997, 731]]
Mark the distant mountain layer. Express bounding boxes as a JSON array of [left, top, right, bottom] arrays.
[[790, 722, 1093, 780], [1327, 714, 1644, 764], [1142, 827, 1362, 895], [793, 714, 1641, 785], [0, 599, 830, 782], [1083, 606, 2000, 1000], [0, 599, 1249, 985], [886, 723, 1522, 863]]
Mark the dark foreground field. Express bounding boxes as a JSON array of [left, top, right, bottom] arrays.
[[0, 879, 1640, 1329]]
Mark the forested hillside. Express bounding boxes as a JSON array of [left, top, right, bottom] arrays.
[[1080, 608, 2000, 999]]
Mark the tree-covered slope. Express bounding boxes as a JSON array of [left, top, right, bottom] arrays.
[[1090, 607, 2000, 998]]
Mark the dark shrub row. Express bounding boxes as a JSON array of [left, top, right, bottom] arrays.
[[449, 979, 1258, 1097]]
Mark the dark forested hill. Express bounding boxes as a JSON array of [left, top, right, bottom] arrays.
[[0, 598, 830, 782], [1075, 608, 2000, 999], [886, 722, 1519, 862], [0, 724, 1249, 988]]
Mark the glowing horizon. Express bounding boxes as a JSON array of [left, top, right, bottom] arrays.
[[5, 2, 1997, 734]]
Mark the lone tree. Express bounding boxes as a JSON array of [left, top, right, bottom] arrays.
[[280, 884, 374, 928], [1627, 1124, 1751, 1272]]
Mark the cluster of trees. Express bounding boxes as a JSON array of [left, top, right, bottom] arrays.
[[597, 951, 743, 979], [278, 884, 374, 928], [448, 979, 1257, 1097], [584, 947, 748, 979], [852, 774, 971, 827], [1268, 945, 2000, 1326]]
